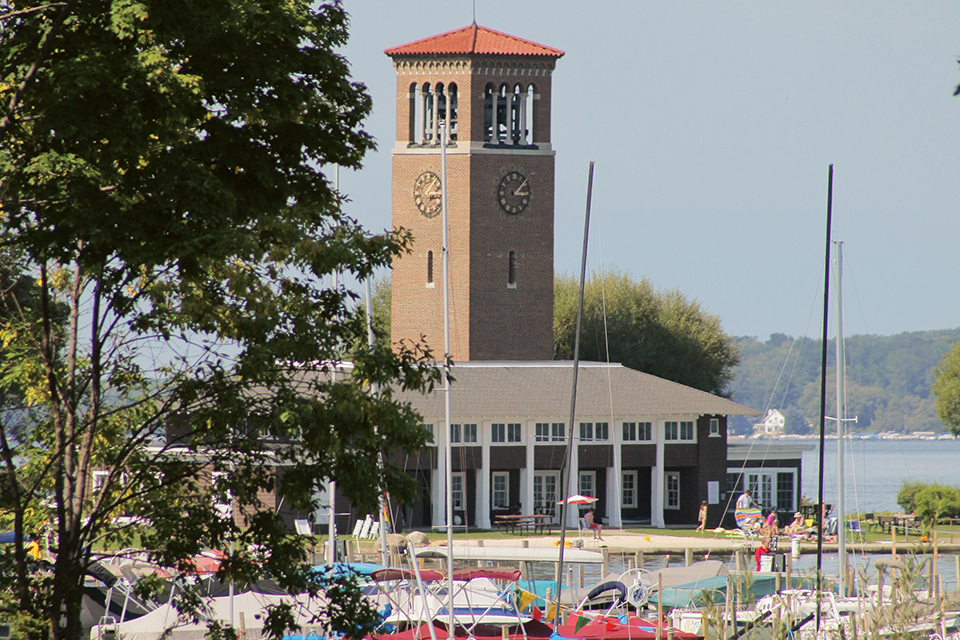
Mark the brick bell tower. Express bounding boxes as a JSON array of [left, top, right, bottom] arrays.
[[386, 25, 563, 362]]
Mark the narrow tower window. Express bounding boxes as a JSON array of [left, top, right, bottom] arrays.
[[508, 251, 516, 288], [427, 250, 434, 286]]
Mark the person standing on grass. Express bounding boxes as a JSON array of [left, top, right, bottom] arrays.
[[765, 509, 779, 537], [696, 501, 708, 533]]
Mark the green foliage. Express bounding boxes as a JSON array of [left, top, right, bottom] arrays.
[[897, 481, 926, 513], [932, 340, 960, 435], [912, 484, 960, 528], [360, 276, 391, 350], [897, 481, 960, 529], [553, 270, 740, 397], [782, 405, 811, 435], [729, 329, 960, 434], [0, 3, 438, 640]]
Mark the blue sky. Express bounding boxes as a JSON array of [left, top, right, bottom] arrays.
[[336, 1, 960, 341]]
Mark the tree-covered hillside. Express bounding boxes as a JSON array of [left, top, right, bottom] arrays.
[[729, 329, 960, 435]]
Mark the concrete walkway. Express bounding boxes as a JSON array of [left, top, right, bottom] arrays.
[[427, 529, 960, 557]]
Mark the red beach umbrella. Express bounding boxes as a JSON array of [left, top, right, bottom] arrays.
[[556, 494, 598, 505]]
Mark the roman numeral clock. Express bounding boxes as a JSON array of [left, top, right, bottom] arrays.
[[498, 171, 530, 215]]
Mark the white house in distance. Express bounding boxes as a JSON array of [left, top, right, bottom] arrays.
[[753, 409, 785, 437]]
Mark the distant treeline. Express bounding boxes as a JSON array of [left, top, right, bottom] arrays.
[[728, 329, 960, 435]]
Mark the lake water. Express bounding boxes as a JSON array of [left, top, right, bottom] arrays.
[[796, 438, 960, 514], [534, 439, 960, 590]]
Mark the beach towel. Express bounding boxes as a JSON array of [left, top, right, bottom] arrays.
[[734, 506, 763, 530]]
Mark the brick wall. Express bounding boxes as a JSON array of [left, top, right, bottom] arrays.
[[390, 54, 557, 361]]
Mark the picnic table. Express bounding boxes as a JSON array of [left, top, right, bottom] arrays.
[[493, 514, 554, 534], [876, 513, 919, 536]]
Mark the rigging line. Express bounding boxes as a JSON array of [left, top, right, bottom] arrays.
[[723, 211, 834, 521], [776, 272, 826, 412], [725, 265, 827, 519], [593, 186, 621, 521], [726, 271, 826, 514], [841, 251, 871, 336]]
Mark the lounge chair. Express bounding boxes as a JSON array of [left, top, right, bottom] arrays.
[[734, 506, 763, 539], [846, 519, 864, 543]]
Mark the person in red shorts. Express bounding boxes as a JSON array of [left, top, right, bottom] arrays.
[[584, 508, 603, 540]]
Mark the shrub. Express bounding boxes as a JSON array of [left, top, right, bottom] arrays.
[[897, 481, 926, 513], [913, 485, 960, 528]]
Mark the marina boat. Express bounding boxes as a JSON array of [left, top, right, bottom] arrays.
[[371, 567, 533, 630]]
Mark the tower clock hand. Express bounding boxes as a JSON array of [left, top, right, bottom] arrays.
[[513, 179, 529, 196]]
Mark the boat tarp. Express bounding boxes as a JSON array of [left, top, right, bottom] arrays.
[[521, 561, 728, 607], [310, 561, 385, 577], [649, 574, 818, 608], [115, 592, 321, 640], [371, 568, 444, 582], [553, 614, 699, 640], [649, 560, 728, 587], [369, 620, 555, 640], [452, 568, 521, 582]]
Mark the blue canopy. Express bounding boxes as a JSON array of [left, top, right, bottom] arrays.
[[309, 561, 384, 582], [0, 531, 16, 544]]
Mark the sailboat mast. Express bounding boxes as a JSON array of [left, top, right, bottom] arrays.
[[834, 241, 847, 596], [554, 161, 595, 620], [440, 122, 455, 638], [365, 277, 390, 565], [328, 165, 341, 568], [815, 163, 834, 630]]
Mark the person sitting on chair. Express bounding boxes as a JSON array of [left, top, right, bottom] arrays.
[[785, 512, 807, 537], [584, 508, 603, 540]]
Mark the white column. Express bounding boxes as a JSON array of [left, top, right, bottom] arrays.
[[523, 425, 535, 513], [609, 420, 623, 528], [652, 422, 665, 528], [434, 427, 447, 527], [567, 428, 580, 529], [606, 468, 618, 529], [505, 87, 514, 145], [518, 91, 527, 145], [479, 433, 491, 529], [431, 87, 439, 145]]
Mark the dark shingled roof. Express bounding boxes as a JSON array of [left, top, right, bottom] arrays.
[[394, 361, 758, 421]]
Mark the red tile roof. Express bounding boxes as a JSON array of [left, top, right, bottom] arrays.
[[385, 24, 564, 58]]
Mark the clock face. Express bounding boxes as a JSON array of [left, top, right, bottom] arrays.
[[498, 171, 530, 214], [413, 171, 442, 218]]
